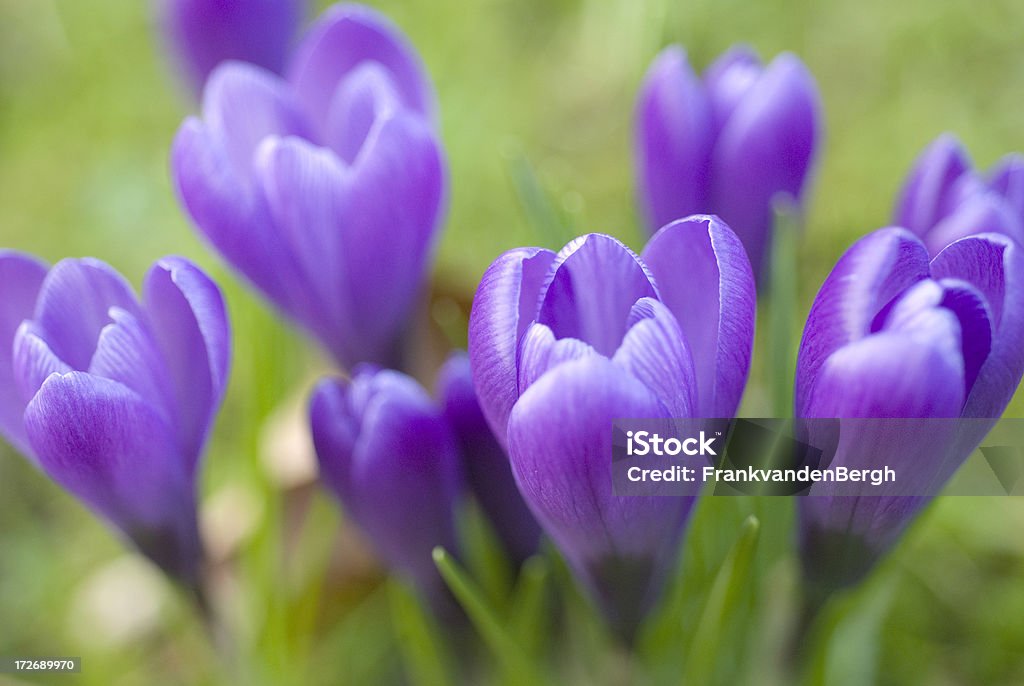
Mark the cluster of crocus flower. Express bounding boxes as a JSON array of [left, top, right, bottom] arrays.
[[172, 3, 446, 370], [0, 2, 464, 614], [0, 253, 230, 586], [635, 45, 821, 281], [3, 0, 1022, 657], [469, 215, 756, 638]]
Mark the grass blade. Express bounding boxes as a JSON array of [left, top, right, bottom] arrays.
[[509, 555, 550, 656], [682, 515, 761, 686], [433, 547, 546, 686], [388, 580, 453, 686]]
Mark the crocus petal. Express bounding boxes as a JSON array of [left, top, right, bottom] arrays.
[[507, 356, 675, 559], [988, 153, 1024, 221], [710, 53, 821, 278], [931, 233, 1024, 419], [795, 228, 930, 415], [333, 113, 446, 367], [32, 259, 144, 371], [877, 278, 992, 398], [171, 119, 300, 316], [254, 135, 352, 359], [23, 372, 200, 582], [893, 133, 971, 236], [642, 215, 755, 417], [703, 45, 762, 135], [288, 4, 435, 133], [923, 191, 1024, 256], [87, 308, 177, 426], [12, 322, 71, 413], [143, 257, 231, 471], [507, 355, 693, 638], [517, 322, 598, 394], [311, 370, 462, 594], [612, 298, 697, 418], [254, 112, 444, 370], [309, 378, 359, 504], [324, 62, 403, 164], [933, 279, 993, 396], [158, 0, 303, 94], [438, 352, 541, 564], [806, 330, 965, 420], [468, 247, 556, 443], [0, 252, 47, 454], [201, 61, 313, 178], [635, 46, 713, 232], [536, 234, 658, 357]]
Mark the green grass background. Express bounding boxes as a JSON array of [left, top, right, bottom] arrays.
[[2, 0, 1024, 684]]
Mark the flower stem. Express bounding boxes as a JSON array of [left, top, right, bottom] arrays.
[[768, 198, 801, 418]]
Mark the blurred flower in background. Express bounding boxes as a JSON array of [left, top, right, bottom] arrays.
[[0, 253, 230, 585], [310, 352, 541, 603], [310, 366, 464, 603], [795, 228, 1024, 594], [894, 133, 1024, 256], [157, 0, 306, 95], [172, 3, 445, 370], [635, 45, 821, 282], [437, 352, 541, 566], [469, 216, 756, 639]]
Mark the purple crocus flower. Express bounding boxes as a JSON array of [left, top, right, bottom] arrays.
[[172, 3, 445, 370], [158, 0, 306, 95], [310, 366, 463, 600], [0, 252, 230, 585], [468, 216, 756, 638], [635, 45, 821, 281], [437, 352, 541, 565], [795, 228, 1024, 591], [894, 133, 1024, 256]]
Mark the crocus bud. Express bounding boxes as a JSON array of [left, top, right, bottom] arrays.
[[158, 0, 305, 95], [795, 228, 1024, 591], [636, 45, 821, 281], [894, 134, 1024, 255], [0, 253, 230, 585], [172, 4, 445, 370], [468, 216, 756, 639], [437, 352, 541, 565], [310, 366, 463, 600]]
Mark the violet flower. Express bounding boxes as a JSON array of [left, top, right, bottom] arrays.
[[172, 3, 445, 370], [795, 228, 1024, 591], [158, 0, 306, 94], [437, 352, 541, 566], [468, 216, 756, 639], [894, 133, 1024, 256], [0, 252, 230, 585], [310, 366, 463, 600], [635, 45, 821, 281]]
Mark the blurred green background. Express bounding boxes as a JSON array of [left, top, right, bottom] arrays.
[[2, 0, 1024, 684]]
